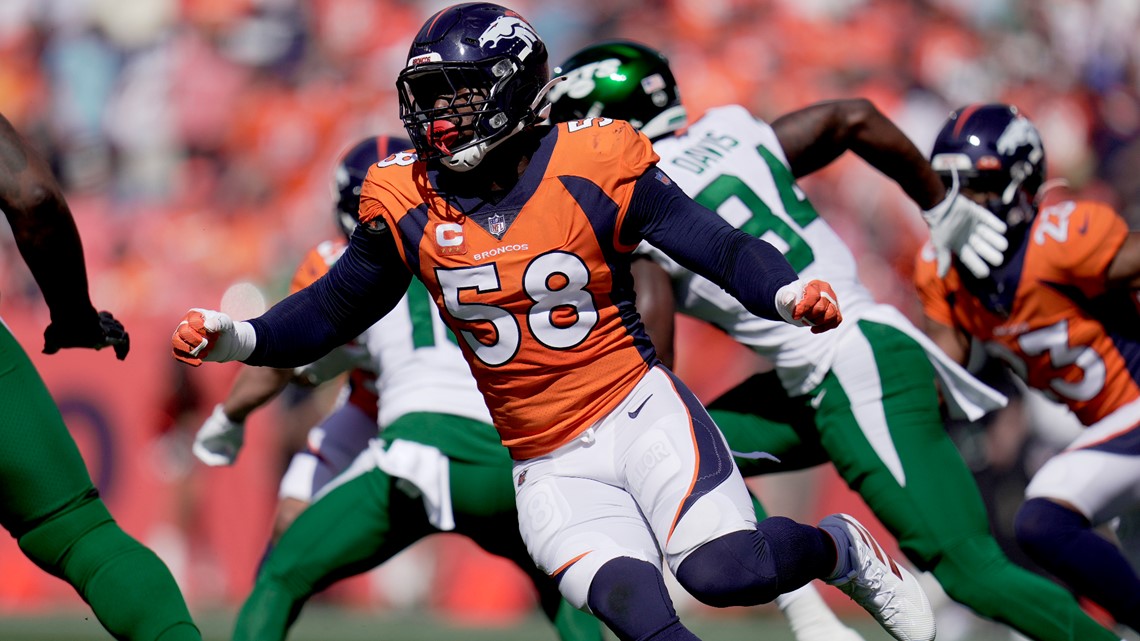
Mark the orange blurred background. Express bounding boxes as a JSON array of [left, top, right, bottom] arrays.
[[2, 0, 1138, 626]]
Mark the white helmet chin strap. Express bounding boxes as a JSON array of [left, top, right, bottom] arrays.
[[441, 76, 566, 173]]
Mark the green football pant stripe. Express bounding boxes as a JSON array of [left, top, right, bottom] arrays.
[[713, 319, 1117, 641], [236, 413, 603, 641]]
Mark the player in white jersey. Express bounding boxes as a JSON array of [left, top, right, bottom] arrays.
[[549, 41, 1124, 641], [193, 136, 604, 641], [192, 136, 414, 542]]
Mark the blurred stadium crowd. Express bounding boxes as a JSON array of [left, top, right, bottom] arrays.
[[3, 0, 1140, 322], [2, 1, 1140, 631]]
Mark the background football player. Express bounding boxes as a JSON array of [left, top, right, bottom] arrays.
[[192, 135, 410, 545], [915, 103, 1140, 633], [547, 40, 1123, 641], [0, 111, 201, 641]]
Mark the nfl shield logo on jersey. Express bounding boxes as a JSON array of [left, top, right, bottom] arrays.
[[489, 213, 507, 238]]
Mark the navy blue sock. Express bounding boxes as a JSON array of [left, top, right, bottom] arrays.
[[586, 557, 699, 641], [1015, 497, 1140, 629], [674, 516, 834, 607]]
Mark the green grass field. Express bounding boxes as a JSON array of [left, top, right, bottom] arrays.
[[0, 607, 1024, 641]]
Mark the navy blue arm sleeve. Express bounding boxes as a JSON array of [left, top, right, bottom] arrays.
[[245, 224, 412, 367], [623, 168, 798, 321]]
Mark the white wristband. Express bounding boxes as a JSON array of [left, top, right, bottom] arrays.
[[229, 321, 257, 362], [203, 319, 258, 363], [774, 279, 807, 327]]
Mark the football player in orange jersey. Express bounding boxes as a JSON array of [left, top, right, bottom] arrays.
[[170, 4, 941, 641], [915, 103, 1140, 633], [195, 135, 605, 641], [0, 112, 201, 640]]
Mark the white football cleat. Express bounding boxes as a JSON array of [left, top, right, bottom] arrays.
[[777, 582, 867, 641], [819, 513, 936, 641]]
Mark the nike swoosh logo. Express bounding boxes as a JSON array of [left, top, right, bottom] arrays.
[[1078, 215, 1089, 234], [628, 394, 653, 419], [809, 389, 827, 409]]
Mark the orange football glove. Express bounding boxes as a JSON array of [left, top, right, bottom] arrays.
[[794, 279, 842, 334], [171, 309, 221, 366], [776, 279, 842, 334]]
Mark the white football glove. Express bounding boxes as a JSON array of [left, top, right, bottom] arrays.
[[192, 403, 245, 466], [921, 168, 1009, 278]]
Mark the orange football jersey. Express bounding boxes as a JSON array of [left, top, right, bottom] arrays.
[[290, 239, 378, 417], [915, 199, 1134, 427], [359, 119, 660, 459]]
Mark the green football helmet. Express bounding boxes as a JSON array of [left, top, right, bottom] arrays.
[[548, 40, 686, 140]]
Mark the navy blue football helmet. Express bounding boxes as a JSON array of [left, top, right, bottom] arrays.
[[333, 134, 412, 238], [396, 3, 554, 172], [930, 104, 1046, 230]]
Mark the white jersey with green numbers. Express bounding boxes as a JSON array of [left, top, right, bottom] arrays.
[[641, 105, 878, 396], [361, 278, 493, 429]]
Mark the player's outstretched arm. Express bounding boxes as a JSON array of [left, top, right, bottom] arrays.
[[771, 98, 1007, 279], [172, 224, 412, 368], [771, 98, 941, 204], [0, 112, 129, 359], [625, 168, 841, 332]]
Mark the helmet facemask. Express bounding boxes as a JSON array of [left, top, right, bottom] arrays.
[[397, 3, 553, 172], [931, 104, 1046, 241], [399, 61, 555, 173], [934, 160, 1040, 231]]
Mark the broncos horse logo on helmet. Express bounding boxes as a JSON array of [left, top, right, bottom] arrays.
[[478, 15, 539, 54], [396, 2, 559, 172], [548, 40, 687, 141], [333, 135, 412, 238]]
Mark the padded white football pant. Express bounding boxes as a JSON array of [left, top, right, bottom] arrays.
[[1026, 397, 1140, 525], [513, 366, 757, 610]]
